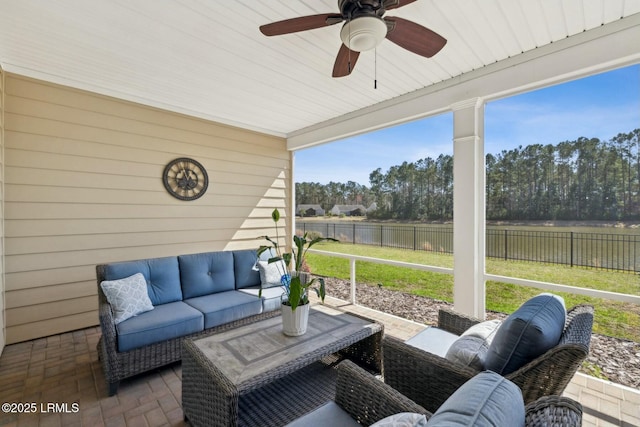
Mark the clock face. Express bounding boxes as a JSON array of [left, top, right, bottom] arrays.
[[162, 158, 208, 201]]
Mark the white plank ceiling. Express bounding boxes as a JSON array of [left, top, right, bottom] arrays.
[[1, 0, 639, 140]]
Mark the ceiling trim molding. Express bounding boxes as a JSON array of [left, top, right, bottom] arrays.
[[287, 13, 640, 151]]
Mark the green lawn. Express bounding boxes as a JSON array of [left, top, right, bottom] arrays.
[[306, 242, 640, 342]]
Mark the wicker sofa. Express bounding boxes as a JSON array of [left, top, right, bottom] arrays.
[[287, 359, 582, 426], [96, 249, 283, 396]]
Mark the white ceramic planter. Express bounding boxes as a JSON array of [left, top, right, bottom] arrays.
[[281, 303, 310, 336]]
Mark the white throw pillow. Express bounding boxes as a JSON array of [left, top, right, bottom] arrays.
[[461, 319, 502, 341], [100, 273, 154, 324], [371, 412, 428, 427], [445, 319, 501, 370], [257, 260, 288, 288]]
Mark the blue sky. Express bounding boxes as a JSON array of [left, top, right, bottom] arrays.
[[296, 64, 640, 186]]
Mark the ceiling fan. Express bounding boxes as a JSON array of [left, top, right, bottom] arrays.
[[259, 0, 447, 78]]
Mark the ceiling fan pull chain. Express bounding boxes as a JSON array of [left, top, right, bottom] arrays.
[[374, 47, 378, 89]]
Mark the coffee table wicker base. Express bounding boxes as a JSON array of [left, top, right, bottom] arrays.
[[183, 351, 340, 427]]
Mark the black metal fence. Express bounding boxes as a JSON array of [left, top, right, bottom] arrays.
[[298, 222, 640, 273]]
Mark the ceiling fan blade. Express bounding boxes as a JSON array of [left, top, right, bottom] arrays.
[[384, 17, 447, 58], [260, 13, 343, 36], [384, 0, 419, 11], [332, 44, 360, 77]]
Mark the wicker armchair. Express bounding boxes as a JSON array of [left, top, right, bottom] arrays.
[[332, 359, 431, 425], [383, 304, 594, 413], [293, 359, 582, 427]]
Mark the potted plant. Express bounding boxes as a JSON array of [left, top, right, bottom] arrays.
[[257, 208, 337, 336]]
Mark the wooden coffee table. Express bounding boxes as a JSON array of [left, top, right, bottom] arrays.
[[181, 304, 383, 427]]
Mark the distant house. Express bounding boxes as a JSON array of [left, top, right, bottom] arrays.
[[297, 204, 325, 217], [330, 205, 367, 216]]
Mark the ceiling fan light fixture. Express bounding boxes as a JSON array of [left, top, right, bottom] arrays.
[[340, 16, 387, 52]]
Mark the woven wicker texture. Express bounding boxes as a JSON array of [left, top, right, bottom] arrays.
[[285, 360, 581, 427], [383, 305, 594, 413], [181, 308, 383, 426], [96, 264, 282, 395], [335, 360, 430, 425], [525, 395, 583, 427]]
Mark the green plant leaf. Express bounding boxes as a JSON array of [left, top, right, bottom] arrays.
[[314, 277, 326, 303], [288, 275, 303, 311], [271, 208, 280, 223]]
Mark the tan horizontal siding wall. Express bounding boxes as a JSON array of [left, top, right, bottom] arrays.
[[0, 68, 5, 353], [3, 74, 289, 344]]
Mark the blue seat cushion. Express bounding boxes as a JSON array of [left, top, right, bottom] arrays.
[[184, 290, 263, 329], [285, 402, 360, 427], [233, 249, 261, 289], [179, 251, 235, 299], [426, 371, 525, 426], [103, 256, 182, 305], [238, 286, 286, 313], [116, 301, 203, 352], [406, 327, 460, 358], [485, 294, 566, 375]]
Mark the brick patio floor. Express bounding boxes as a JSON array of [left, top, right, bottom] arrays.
[[0, 297, 638, 426]]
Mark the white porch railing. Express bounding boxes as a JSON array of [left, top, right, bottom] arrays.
[[308, 249, 640, 307]]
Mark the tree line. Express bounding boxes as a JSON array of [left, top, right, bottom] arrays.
[[296, 129, 640, 221]]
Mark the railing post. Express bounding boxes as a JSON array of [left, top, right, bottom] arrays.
[[504, 229, 508, 260], [353, 223, 356, 244], [350, 258, 357, 305], [570, 231, 574, 267], [414, 226, 417, 251], [380, 225, 383, 246]]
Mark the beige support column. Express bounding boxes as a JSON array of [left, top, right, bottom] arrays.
[[452, 98, 486, 318]]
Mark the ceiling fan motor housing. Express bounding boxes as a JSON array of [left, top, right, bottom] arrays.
[[339, 0, 388, 51]]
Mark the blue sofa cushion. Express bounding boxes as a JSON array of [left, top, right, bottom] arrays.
[[233, 249, 261, 289], [184, 290, 263, 329], [238, 286, 286, 312], [103, 256, 182, 305], [426, 371, 525, 426], [485, 294, 566, 375], [116, 301, 203, 352], [179, 251, 235, 299]]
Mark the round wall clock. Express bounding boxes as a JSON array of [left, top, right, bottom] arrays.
[[162, 157, 209, 201]]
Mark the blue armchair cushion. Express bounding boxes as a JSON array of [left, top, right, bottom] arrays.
[[284, 402, 360, 427], [102, 256, 182, 305], [405, 327, 459, 358], [426, 371, 525, 426], [485, 294, 566, 375], [179, 251, 235, 298]]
